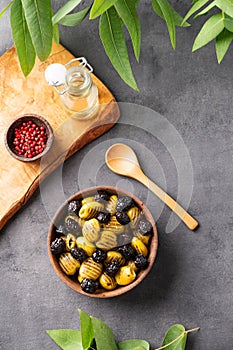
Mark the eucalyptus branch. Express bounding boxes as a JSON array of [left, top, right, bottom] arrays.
[[1, 0, 233, 88], [186, 327, 201, 334], [47, 309, 200, 350], [154, 327, 200, 350], [154, 334, 184, 350]]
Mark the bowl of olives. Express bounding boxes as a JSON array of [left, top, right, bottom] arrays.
[[48, 186, 158, 298]]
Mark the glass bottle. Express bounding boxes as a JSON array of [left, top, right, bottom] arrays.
[[45, 57, 98, 120]]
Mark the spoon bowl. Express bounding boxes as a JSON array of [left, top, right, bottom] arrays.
[[105, 143, 140, 177], [105, 143, 198, 231]]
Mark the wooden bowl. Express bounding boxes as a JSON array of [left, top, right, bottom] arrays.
[[48, 186, 158, 298], [4, 114, 54, 162]]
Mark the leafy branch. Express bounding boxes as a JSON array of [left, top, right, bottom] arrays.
[[46, 309, 200, 350], [154, 325, 200, 350], [183, 0, 233, 63], [1, 0, 233, 90]]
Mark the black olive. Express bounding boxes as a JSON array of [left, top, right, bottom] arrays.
[[134, 254, 148, 269], [50, 237, 66, 255], [81, 278, 98, 293], [70, 247, 87, 263], [115, 211, 130, 225], [118, 244, 135, 260], [96, 211, 111, 223], [138, 219, 152, 235], [55, 225, 67, 236], [92, 249, 107, 263], [68, 200, 82, 215], [65, 215, 80, 234], [95, 190, 110, 203], [116, 196, 134, 212], [105, 261, 120, 276]]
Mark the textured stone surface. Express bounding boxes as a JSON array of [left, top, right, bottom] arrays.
[[1, 0, 233, 349]]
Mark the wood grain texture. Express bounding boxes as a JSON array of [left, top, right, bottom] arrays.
[[0, 43, 120, 230]]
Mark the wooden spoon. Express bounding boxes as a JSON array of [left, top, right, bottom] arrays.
[[105, 143, 198, 231]]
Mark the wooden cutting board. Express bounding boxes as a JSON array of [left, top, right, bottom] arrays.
[[0, 43, 120, 230]]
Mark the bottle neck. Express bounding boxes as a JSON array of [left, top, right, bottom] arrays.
[[66, 66, 92, 96]]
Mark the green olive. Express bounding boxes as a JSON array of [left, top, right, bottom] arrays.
[[79, 202, 104, 220], [105, 251, 125, 266], [77, 217, 85, 227], [99, 272, 117, 290], [79, 257, 103, 281], [127, 207, 141, 228], [82, 218, 100, 242], [81, 196, 95, 206], [115, 266, 136, 285], [105, 195, 118, 215], [59, 252, 80, 275], [131, 237, 148, 256], [127, 260, 138, 272], [96, 231, 117, 250], [76, 236, 96, 256], [78, 274, 84, 284], [65, 233, 76, 251], [134, 231, 151, 245], [104, 215, 124, 235]]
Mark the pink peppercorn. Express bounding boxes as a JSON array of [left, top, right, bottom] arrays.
[[13, 120, 47, 158]]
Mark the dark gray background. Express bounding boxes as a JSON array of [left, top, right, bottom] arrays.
[[1, 0, 233, 349]]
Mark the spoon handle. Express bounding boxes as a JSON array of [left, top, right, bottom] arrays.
[[136, 171, 198, 231]]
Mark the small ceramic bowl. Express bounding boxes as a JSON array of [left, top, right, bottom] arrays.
[[4, 113, 54, 162], [48, 186, 158, 298]]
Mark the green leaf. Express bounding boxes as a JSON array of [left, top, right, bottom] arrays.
[[0, 1, 13, 19], [155, 326, 200, 350], [114, 0, 141, 60], [161, 324, 187, 350], [153, 0, 176, 49], [118, 339, 150, 350], [182, 0, 210, 24], [99, 6, 138, 90], [90, 0, 118, 19], [216, 28, 233, 62], [151, 0, 190, 27], [58, 6, 90, 26], [21, 0, 52, 61], [51, 8, 59, 44], [78, 309, 94, 350], [152, 1, 164, 19], [216, 0, 233, 17], [46, 330, 83, 350], [10, 0, 36, 76], [52, 0, 82, 24], [91, 316, 118, 350], [170, 11, 190, 28], [53, 23, 60, 44], [194, 1, 217, 18], [192, 13, 224, 51], [224, 15, 233, 32]]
